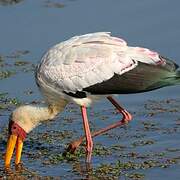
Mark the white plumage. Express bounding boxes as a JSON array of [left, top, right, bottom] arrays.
[[36, 32, 165, 106]]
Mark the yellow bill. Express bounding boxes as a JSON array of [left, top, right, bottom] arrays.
[[4, 134, 23, 168], [15, 137, 23, 165]]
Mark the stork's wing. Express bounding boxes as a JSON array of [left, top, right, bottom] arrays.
[[37, 32, 166, 94], [84, 58, 174, 95]]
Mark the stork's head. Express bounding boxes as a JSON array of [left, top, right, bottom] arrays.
[[4, 106, 35, 168], [4, 102, 67, 168], [4, 105, 45, 168]]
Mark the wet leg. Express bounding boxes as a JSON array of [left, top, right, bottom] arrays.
[[81, 106, 93, 162], [64, 96, 132, 154]]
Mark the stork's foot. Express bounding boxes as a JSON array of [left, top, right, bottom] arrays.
[[63, 137, 83, 156]]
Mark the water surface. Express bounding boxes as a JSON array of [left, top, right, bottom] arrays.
[[0, 0, 180, 179]]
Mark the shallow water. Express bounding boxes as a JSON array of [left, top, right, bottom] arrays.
[[0, 0, 180, 179]]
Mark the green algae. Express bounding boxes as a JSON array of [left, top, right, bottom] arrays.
[[0, 93, 21, 110], [6, 50, 30, 59], [132, 139, 155, 147], [0, 0, 24, 6], [0, 70, 16, 80], [126, 172, 145, 180], [0, 84, 180, 179], [0, 50, 34, 81], [14, 60, 31, 66], [44, 0, 65, 8]]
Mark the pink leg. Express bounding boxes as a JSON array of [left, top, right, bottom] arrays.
[[107, 96, 132, 123], [64, 96, 132, 154], [81, 106, 93, 162]]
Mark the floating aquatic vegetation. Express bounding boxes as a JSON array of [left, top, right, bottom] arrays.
[[0, 92, 21, 110], [132, 140, 155, 147], [6, 50, 30, 59], [0, 55, 3, 63], [0, 50, 34, 81], [144, 99, 180, 116], [0, 90, 179, 178], [0, 0, 23, 6], [126, 172, 145, 180], [14, 60, 31, 66], [23, 89, 34, 95], [92, 163, 121, 178], [44, 0, 65, 8], [0, 70, 16, 80], [92, 144, 112, 156]]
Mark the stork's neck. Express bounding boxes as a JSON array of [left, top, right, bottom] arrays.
[[12, 99, 68, 133]]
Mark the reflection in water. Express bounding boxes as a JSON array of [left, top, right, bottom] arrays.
[[1, 163, 38, 178], [72, 161, 93, 180], [0, 0, 23, 6], [1, 161, 93, 179]]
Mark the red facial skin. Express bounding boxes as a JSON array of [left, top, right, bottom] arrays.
[[9, 121, 27, 141]]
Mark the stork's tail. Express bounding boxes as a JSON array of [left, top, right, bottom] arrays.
[[145, 57, 180, 91], [161, 58, 180, 86], [172, 68, 180, 85]]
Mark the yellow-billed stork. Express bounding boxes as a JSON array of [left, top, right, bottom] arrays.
[[4, 32, 180, 167]]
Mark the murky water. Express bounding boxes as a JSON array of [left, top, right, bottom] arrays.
[[0, 0, 180, 179]]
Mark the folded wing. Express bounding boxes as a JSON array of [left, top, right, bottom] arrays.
[[37, 32, 166, 95]]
